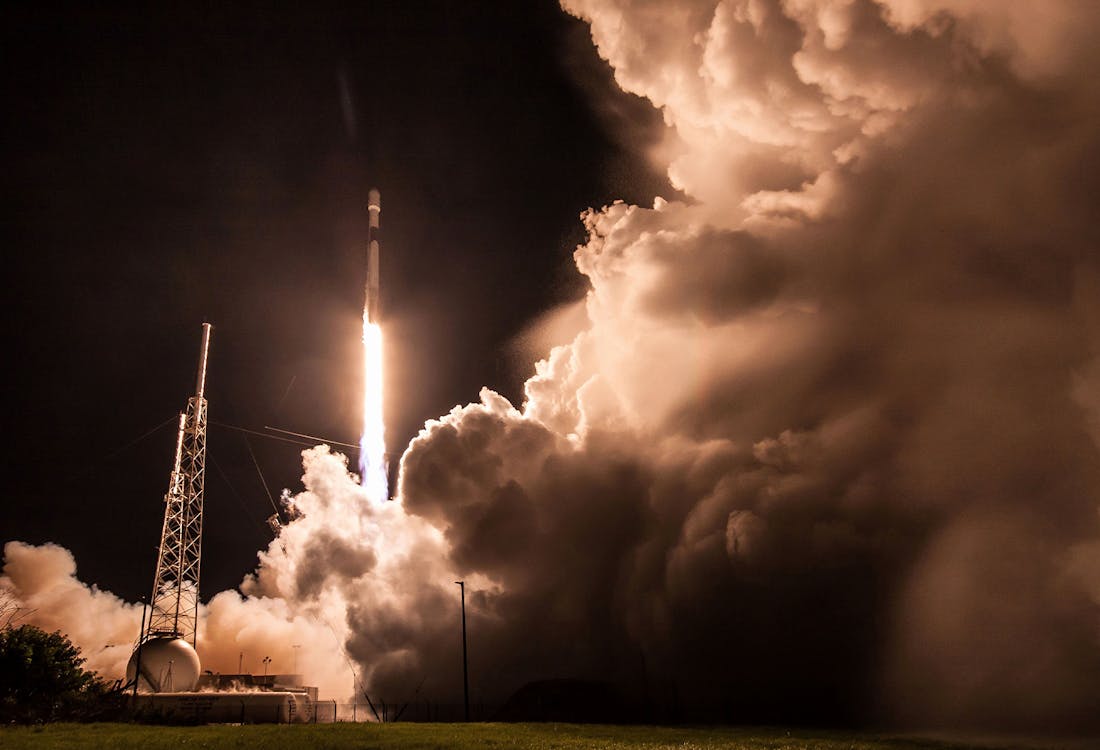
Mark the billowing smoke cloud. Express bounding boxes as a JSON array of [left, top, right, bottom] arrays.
[[5, 0, 1100, 731], [394, 0, 1100, 729], [0, 542, 140, 680]]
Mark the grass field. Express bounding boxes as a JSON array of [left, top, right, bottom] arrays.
[[0, 723, 1085, 750]]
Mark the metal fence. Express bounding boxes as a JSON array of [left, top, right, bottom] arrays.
[[312, 701, 494, 723]]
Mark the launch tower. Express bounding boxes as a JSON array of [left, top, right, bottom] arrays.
[[144, 322, 212, 647]]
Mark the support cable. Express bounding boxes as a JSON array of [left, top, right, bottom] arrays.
[[242, 436, 281, 520], [207, 454, 266, 531], [105, 414, 179, 462], [263, 425, 359, 450]]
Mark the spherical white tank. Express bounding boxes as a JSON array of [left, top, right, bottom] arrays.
[[126, 637, 201, 693]]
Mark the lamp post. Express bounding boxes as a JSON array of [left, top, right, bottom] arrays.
[[133, 597, 147, 698], [262, 656, 271, 678], [455, 581, 469, 722]]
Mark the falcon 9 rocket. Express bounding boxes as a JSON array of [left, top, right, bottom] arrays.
[[360, 188, 388, 500]]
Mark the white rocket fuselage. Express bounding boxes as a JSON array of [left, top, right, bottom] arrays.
[[366, 188, 381, 323]]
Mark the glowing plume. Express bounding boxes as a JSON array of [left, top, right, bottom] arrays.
[[359, 317, 387, 501]]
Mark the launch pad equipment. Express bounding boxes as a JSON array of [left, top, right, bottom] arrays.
[[145, 323, 211, 648], [124, 323, 321, 714]]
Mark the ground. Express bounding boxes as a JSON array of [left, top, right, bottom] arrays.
[[0, 723, 1088, 750]]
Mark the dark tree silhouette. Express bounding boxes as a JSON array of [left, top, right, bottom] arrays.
[[0, 624, 108, 723]]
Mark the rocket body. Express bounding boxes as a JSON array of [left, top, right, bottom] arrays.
[[360, 187, 388, 500], [366, 188, 381, 323]]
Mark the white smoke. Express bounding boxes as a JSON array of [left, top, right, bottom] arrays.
[[0, 542, 140, 680]]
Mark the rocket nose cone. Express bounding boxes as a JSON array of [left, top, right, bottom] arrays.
[[368, 188, 381, 212]]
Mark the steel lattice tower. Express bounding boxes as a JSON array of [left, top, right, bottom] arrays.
[[145, 323, 211, 648]]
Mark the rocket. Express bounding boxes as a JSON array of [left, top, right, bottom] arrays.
[[366, 188, 382, 323]]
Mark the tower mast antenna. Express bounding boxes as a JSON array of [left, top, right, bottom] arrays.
[[145, 323, 212, 649]]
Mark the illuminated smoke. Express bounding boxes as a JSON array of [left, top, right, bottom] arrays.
[[0, 542, 140, 680], [359, 319, 388, 502], [396, 0, 1100, 729]]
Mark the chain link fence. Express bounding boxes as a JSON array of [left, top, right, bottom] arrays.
[[311, 701, 494, 723]]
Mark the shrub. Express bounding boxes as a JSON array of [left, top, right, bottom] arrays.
[[0, 624, 111, 723]]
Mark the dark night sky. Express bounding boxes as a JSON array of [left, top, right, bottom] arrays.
[[2, 2, 667, 603]]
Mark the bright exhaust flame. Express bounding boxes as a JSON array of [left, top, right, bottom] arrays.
[[359, 317, 388, 501]]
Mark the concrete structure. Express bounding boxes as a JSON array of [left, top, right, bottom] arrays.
[[132, 690, 315, 724], [132, 673, 319, 723]]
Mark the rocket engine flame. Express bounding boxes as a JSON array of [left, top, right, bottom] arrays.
[[359, 317, 387, 501]]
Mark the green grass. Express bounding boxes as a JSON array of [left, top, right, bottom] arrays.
[[0, 723, 1081, 750]]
